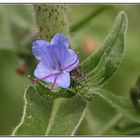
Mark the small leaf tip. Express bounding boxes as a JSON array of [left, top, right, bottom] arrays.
[[118, 11, 128, 32]]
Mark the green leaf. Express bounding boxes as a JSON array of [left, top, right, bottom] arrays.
[[80, 11, 128, 79], [35, 81, 76, 102], [86, 11, 127, 86], [45, 95, 86, 135], [85, 93, 117, 135], [89, 88, 140, 123], [12, 86, 53, 136], [12, 86, 86, 136]]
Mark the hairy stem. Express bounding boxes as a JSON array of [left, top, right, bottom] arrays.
[[33, 4, 70, 41]]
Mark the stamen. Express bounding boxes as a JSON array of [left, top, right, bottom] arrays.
[[28, 75, 38, 83], [39, 73, 54, 80], [63, 71, 67, 74], [62, 56, 79, 71], [50, 75, 57, 90]]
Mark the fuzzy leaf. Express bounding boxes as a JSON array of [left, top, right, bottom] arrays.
[[45, 95, 86, 135], [12, 86, 53, 136], [81, 11, 127, 80], [35, 82, 76, 102], [89, 88, 140, 123], [12, 86, 86, 136]]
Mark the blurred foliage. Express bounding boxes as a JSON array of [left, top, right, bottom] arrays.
[[0, 5, 33, 135], [0, 4, 140, 135]]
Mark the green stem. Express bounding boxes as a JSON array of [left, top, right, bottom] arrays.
[[33, 4, 70, 41]]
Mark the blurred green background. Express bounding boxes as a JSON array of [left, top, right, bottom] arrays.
[[0, 4, 140, 135]]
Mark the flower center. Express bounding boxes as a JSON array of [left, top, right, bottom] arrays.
[[39, 56, 79, 90], [52, 58, 62, 71]]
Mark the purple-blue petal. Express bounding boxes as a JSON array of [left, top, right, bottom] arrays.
[[56, 73, 70, 88], [51, 33, 69, 48], [46, 45, 65, 68], [34, 61, 58, 80], [32, 40, 57, 69], [48, 33, 70, 67], [48, 45, 78, 72], [61, 49, 79, 72], [43, 73, 70, 88], [32, 40, 49, 60], [43, 74, 56, 84]]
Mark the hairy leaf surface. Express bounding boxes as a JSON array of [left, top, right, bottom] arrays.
[[81, 11, 127, 85], [12, 86, 86, 136], [90, 88, 140, 123]]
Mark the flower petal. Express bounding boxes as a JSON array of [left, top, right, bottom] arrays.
[[34, 61, 58, 80], [51, 33, 69, 48], [32, 40, 49, 60], [56, 73, 70, 88], [49, 33, 70, 67], [32, 40, 57, 69], [43, 73, 70, 88], [49, 33, 79, 72], [61, 49, 79, 72]]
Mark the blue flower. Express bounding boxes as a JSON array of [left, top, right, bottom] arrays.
[[32, 33, 79, 89]]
